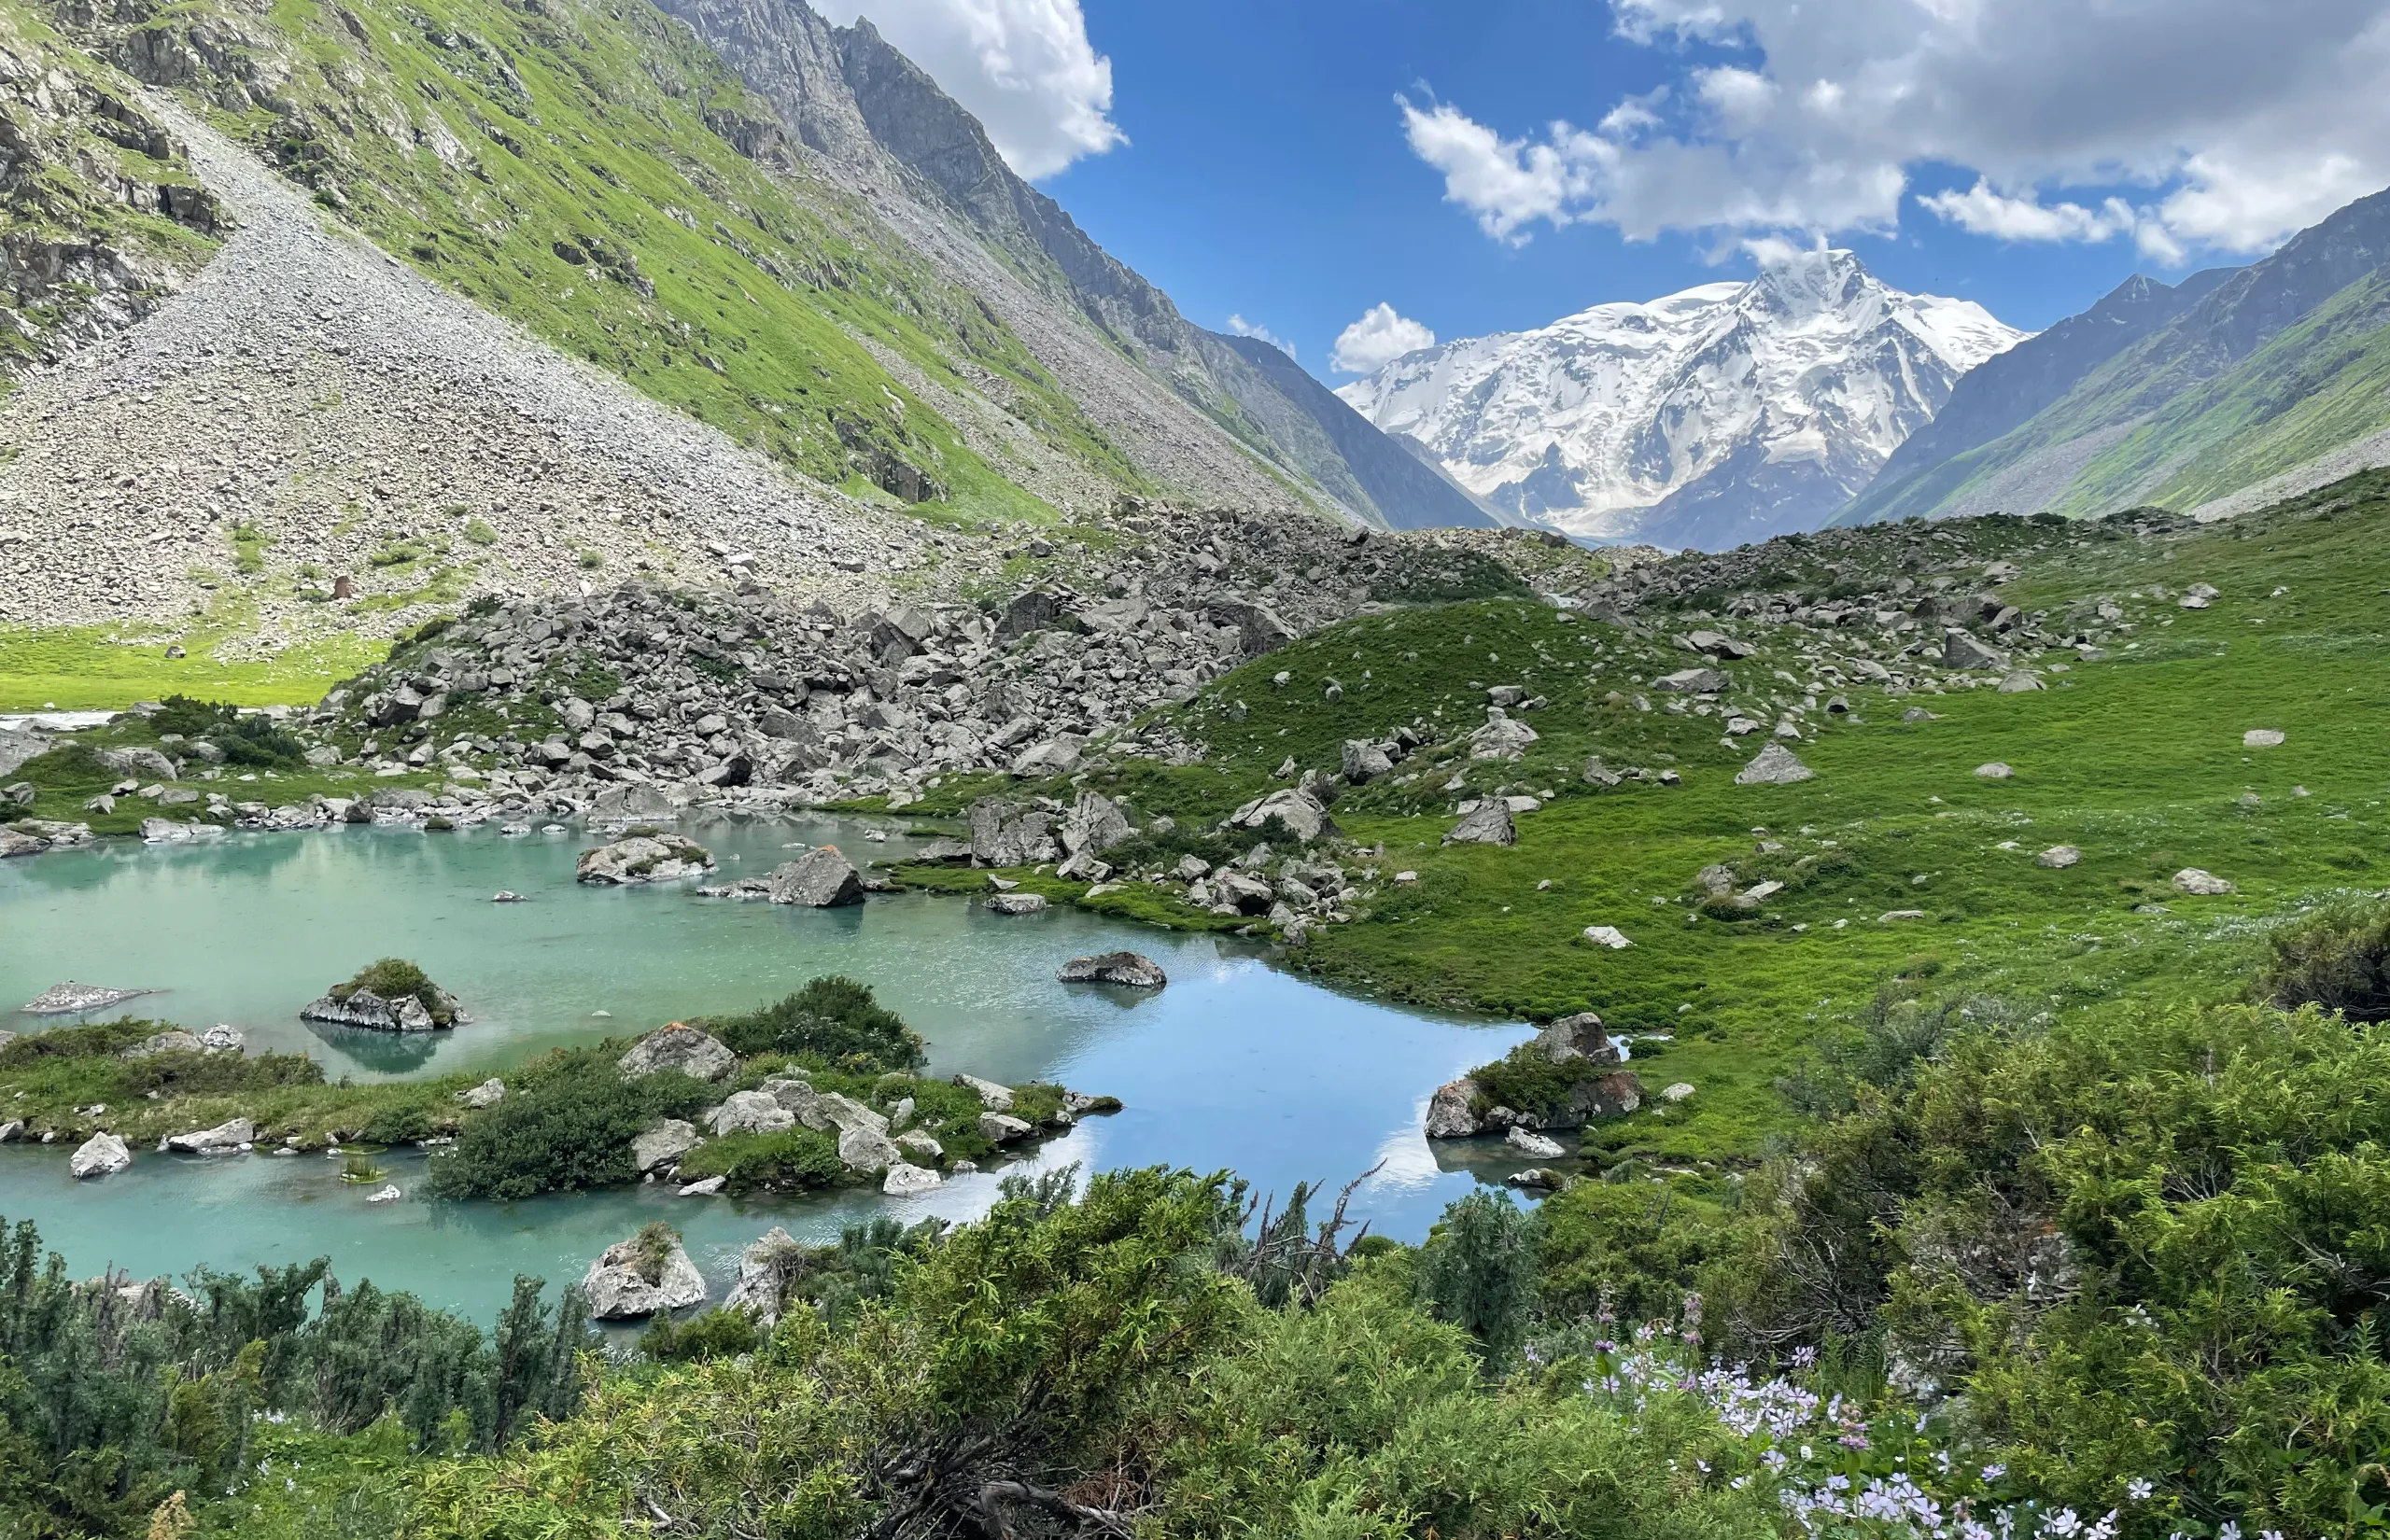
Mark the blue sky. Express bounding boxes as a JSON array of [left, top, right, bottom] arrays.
[[833, 0, 2390, 383]]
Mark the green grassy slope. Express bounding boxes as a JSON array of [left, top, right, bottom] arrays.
[[37, 0, 1146, 518], [1015, 479, 2390, 1169], [1840, 268, 2390, 524]]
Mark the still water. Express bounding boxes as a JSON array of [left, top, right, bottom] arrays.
[[0, 816, 1534, 1319]]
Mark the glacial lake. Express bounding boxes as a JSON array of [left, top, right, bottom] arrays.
[[0, 816, 1534, 1320]]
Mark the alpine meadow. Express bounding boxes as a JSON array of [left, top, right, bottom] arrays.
[[6, 1, 2390, 1539]]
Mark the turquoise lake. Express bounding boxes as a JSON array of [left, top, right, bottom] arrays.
[[0, 816, 1535, 1320]]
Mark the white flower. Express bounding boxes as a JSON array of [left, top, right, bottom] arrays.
[[2127, 1480, 2154, 1502]]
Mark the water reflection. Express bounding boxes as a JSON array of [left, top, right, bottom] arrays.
[[2, 816, 1538, 1318]]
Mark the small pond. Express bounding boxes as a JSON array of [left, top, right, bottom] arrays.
[[0, 816, 1536, 1320]]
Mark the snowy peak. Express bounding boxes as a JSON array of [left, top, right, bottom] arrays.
[[1336, 251, 2024, 549]]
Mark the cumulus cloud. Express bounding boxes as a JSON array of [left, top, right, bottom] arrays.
[[1226, 314, 1296, 359], [1331, 303, 1437, 375], [814, 0, 1124, 178], [1401, 0, 2390, 259]]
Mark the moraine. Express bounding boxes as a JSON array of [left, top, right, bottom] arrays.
[[0, 815, 1531, 1320]]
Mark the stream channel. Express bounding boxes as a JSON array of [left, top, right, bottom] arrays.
[[0, 814, 1535, 1321]]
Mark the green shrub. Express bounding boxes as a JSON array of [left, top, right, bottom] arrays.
[[707, 977, 925, 1072], [149, 696, 307, 767], [639, 1306, 759, 1363], [120, 1048, 323, 1099], [425, 1050, 709, 1200], [14, 740, 114, 788], [1468, 1041, 1590, 1123], [328, 958, 457, 1024], [2256, 896, 2390, 1019], [0, 1018, 163, 1066], [671, 1126, 843, 1193], [1415, 1189, 1540, 1365]]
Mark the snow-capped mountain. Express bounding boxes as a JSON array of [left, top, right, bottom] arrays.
[[1335, 250, 2026, 550]]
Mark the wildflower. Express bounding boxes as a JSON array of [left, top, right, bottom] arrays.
[[1983, 1463, 2008, 1482], [2045, 1507, 2085, 1538], [1792, 1344, 1819, 1368], [2126, 1480, 2154, 1502], [2260, 1531, 2284, 1540], [2219, 1523, 2242, 1540]]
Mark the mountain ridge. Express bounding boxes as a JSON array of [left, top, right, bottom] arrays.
[[1335, 250, 2023, 549], [1838, 186, 2390, 525]]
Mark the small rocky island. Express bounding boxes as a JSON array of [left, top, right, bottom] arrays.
[[300, 958, 468, 1032], [576, 832, 714, 885]]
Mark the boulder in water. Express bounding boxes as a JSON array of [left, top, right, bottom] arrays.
[[1059, 951, 1166, 988], [20, 982, 157, 1015], [69, 1132, 132, 1179], [301, 959, 464, 1032], [765, 847, 865, 907], [575, 833, 713, 886], [583, 1226, 707, 1319]]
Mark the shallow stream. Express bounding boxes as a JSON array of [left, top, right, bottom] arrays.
[[0, 816, 1533, 1319]]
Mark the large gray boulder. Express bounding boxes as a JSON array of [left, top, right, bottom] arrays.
[[618, 1025, 738, 1083], [1341, 739, 1394, 782], [765, 847, 865, 907], [708, 1091, 795, 1136], [1469, 713, 1539, 762], [883, 1162, 943, 1197], [1060, 791, 1132, 859], [1654, 667, 1728, 693], [69, 1132, 132, 1179], [583, 1232, 708, 1319], [1533, 1012, 1621, 1066], [1943, 630, 2006, 670], [1060, 951, 1167, 988], [165, 1117, 254, 1153], [722, 1227, 803, 1323], [632, 1119, 700, 1172], [1736, 743, 1816, 785], [1425, 1078, 1483, 1138], [953, 1073, 1015, 1111], [967, 796, 1059, 866], [837, 1123, 902, 1172], [575, 834, 714, 886], [1442, 802, 1516, 847], [1229, 788, 1337, 844], [102, 746, 178, 781]]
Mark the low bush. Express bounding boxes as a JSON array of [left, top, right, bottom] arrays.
[[671, 1126, 843, 1193], [639, 1305, 759, 1363], [2256, 895, 2390, 1019], [1468, 1040, 1591, 1123], [425, 1050, 710, 1200], [706, 976, 925, 1072], [150, 695, 307, 767], [328, 958, 457, 1025]]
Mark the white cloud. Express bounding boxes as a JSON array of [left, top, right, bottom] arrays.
[[814, 0, 1123, 178], [1402, 0, 2390, 259], [1226, 314, 1296, 359], [1916, 181, 2138, 244], [1331, 303, 1437, 375]]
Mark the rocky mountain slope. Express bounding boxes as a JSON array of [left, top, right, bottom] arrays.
[[650, 0, 1482, 530], [1336, 249, 2022, 550], [0, 101, 924, 638], [1838, 185, 2390, 525], [0, 2, 225, 367]]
